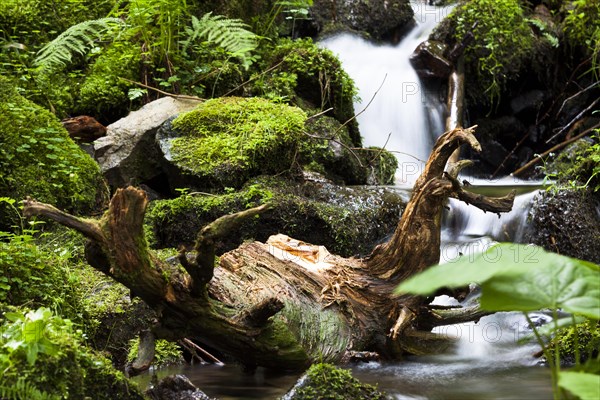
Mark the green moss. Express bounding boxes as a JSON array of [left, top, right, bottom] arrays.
[[77, 42, 142, 120], [544, 134, 600, 192], [251, 38, 360, 146], [0, 77, 106, 229], [0, 307, 145, 399], [549, 320, 600, 364], [169, 97, 306, 188], [291, 363, 388, 400], [0, 234, 85, 322], [127, 338, 184, 367], [433, 0, 535, 105], [145, 177, 405, 257]]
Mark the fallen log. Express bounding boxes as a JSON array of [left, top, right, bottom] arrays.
[[24, 126, 515, 370]]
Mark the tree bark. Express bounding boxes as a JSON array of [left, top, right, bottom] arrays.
[[23, 126, 515, 370]]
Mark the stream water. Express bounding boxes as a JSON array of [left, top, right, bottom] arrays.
[[138, 2, 553, 398]]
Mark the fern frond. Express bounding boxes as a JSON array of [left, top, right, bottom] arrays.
[[35, 18, 124, 72], [0, 377, 60, 400], [181, 13, 258, 63]]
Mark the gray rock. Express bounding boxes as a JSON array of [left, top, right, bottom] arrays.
[[509, 90, 548, 115], [145, 375, 214, 400], [410, 40, 452, 79], [525, 189, 600, 264], [94, 97, 200, 188]]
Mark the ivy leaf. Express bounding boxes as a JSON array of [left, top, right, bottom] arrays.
[[559, 371, 600, 400], [397, 243, 600, 319]]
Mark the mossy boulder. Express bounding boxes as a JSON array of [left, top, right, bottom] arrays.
[[283, 363, 389, 400], [431, 0, 552, 107], [0, 77, 107, 230], [158, 97, 306, 190], [548, 320, 600, 366], [251, 38, 361, 146], [310, 0, 414, 41], [145, 176, 406, 258], [77, 42, 142, 123], [156, 97, 395, 192]]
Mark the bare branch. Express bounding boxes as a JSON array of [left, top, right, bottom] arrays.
[[23, 197, 105, 242]]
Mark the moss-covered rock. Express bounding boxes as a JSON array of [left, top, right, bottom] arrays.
[[251, 38, 361, 146], [284, 363, 389, 400], [0, 307, 145, 399], [310, 0, 414, 41], [156, 96, 394, 192], [159, 97, 306, 190], [145, 176, 406, 257], [548, 320, 600, 366], [77, 42, 142, 123], [0, 77, 107, 230], [431, 0, 545, 106]]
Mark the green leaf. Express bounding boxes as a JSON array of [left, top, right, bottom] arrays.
[[559, 371, 600, 400], [397, 243, 600, 319]]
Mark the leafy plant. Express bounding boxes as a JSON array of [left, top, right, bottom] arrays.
[[181, 13, 259, 69], [397, 243, 600, 400], [439, 0, 534, 106], [34, 18, 123, 72]]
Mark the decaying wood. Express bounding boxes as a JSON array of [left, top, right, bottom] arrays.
[[23, 126, 515, 369]]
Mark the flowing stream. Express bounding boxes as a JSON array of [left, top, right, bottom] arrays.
[[137, 2, 553, 398]]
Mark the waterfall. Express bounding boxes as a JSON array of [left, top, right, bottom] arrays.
[[320, 2, 452, 185]]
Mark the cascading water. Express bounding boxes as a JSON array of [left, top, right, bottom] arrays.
[[322, 2, 552, 399], [320, 2, 449, 185]]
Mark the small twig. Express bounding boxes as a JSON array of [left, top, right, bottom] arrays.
[[180, 338, 224, 365], [306, 107, 334, 121], [119, 77, 204, 101], [222, 59, 286, 97], [302, 131, 364, 166], [556, 81, 600, 117], [513, 122, 600, 176], [546, 97, 600, 144], [337, 74, 387, 133]]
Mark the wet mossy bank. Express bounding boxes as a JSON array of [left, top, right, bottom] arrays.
[[155, 96, 397, 194], [146, 176, 406, 258], [0, 77, 107, 230]]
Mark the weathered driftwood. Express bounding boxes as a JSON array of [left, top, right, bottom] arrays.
[[23, 126, 515, 371]]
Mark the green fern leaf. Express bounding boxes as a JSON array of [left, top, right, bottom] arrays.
[[181, 13, 258, 66], [35, 18, 124, 72]]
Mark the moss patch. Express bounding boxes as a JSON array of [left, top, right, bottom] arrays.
[[432, 0, 536, 106], [289, 363, 388, 400], [0, 77, 106, 230], [167, 97, 306, 188], [145, 177, 405, 257], [0, 307, 145, 400]]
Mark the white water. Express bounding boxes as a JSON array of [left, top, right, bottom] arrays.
[[320, 2, 551, 398], [321, 2, 452, 184]]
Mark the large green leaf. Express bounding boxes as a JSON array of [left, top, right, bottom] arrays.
[[396, 243, 600, 319], [559, 371, 600, 400]]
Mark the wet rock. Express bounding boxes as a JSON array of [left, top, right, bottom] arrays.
[[465, 116, 526, 174], [93, 97, 200, 189], [525, 189, 600, 264], [410, 40, 452, 79], [310, 0, 414, 40], [146, 375, 214, 400], [145, 176, 407, 258], [509, 90, 548, 116]]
